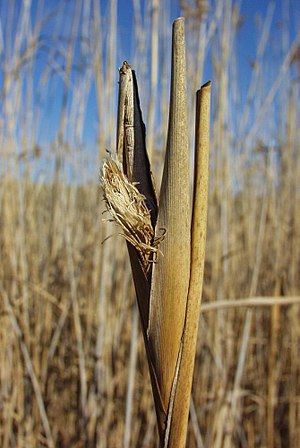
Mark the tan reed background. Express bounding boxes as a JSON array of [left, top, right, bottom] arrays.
[[0, 1, 299, 447]]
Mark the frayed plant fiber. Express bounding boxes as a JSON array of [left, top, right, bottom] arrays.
[[101, 157, 161, 271]]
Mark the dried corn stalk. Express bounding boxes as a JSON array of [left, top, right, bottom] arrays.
[[101, 17, 211, 448]]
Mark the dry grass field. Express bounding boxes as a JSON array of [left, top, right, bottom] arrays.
[[0, 1, 299, 447]]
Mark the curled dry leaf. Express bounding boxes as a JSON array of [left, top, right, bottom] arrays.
[[100, 19, 211, 448]]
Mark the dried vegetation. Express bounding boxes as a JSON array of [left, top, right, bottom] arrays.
[[0, 1, 300, 447]]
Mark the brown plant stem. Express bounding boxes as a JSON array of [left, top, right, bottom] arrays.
[[166, 81, 211, 447]]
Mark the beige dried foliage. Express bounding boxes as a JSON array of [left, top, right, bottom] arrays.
[[101, 20, 211, 448], [101, 157, 162, 271]]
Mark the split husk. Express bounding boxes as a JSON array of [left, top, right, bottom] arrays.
[[101, 17, 211, 447]]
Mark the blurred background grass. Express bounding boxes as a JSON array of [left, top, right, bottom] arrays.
[[0, 0, 299, 447]]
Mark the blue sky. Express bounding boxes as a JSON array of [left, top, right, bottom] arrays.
[[0, 1, 299, 181]]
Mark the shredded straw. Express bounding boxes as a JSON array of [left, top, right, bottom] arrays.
[[100, 157, 162, 271]]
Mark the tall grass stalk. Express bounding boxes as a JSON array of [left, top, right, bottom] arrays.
[[101, 18, 211, 447], [0, 1, 299, 446]]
